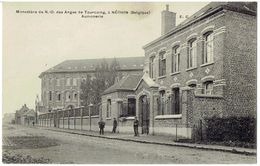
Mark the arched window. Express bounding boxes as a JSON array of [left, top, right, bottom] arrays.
[[159, 90, 166, 115], [56, 92, 61, 101], [172, 45, 180, 73], [149, 56, 155, 78], [203, 81, 213, 95], [66, 92, 71, 101], [159, 51, 166, 76], [187, 38, 197, 68], [203, 31, 214, 64], [73, 92, 78, 101]]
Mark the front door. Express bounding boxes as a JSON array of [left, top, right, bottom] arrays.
[[140, 96, 150, 134]]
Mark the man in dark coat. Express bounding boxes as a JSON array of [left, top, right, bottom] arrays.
[[98, 118, 105, 135], [112, 118, 117, 133], [133, 116, 139, 136]]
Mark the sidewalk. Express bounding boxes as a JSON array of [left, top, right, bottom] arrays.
[[39, 126, 256, 156]]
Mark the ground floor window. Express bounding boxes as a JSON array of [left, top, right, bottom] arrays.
[[158, 90, 166, 115], [203, 81, 213, 95], [127, 98, 136, 116], [171, 88, 180, 114], [106, 99, 111, 118]]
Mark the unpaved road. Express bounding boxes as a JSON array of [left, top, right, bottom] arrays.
[[2, 124, 256, 164]]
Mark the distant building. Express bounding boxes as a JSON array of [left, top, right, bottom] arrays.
[[101, 2, 256, 138], [39, 57, 144, 112], [15, 104, 36, 125]]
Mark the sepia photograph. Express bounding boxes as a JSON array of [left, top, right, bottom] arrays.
[[2, 1, 257, 164]]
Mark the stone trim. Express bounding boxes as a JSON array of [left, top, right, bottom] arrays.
[[171, 41, 181, 48], [201, 25, 215, 34], [155, 114, 182, 119], [201, 75, 215, 82], [186, 33, 198, 41], [195, 94, 223, 98], [186, 79, 198, 86], [170, 83, 181, 88]]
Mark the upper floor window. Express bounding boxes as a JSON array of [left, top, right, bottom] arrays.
[[203, 81, 213, 95], [73, 78, 77, 86], [56, 78, 60, 86], [172, 46, 180, 73], [203, 31, 214, 64], [49, 91, 52, 101], [149, 56, 155, 78], [187, 39, 197, 68], [49, 78, 52, 87], [159, 51, 166, 76], [66, 78, 71, 86]]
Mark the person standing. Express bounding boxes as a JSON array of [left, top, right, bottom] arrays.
[[112, 118, 117, 133], [98, 118, 105, 135], [133, 116, 139, 136]]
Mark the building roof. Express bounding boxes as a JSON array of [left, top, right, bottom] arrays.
[[39, 56, 145, 78], [23, 109, 36, 117], [103, 74, 143, 95], [143, 2, 256, 49]]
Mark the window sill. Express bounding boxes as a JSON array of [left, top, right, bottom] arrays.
[[158, 75, 166, 79], [186, 67, 197, 72], [106, 117, 112, 120], [200, 62, 214, 67], [170, 71, 181, 76], [155, 114, 182, 120]]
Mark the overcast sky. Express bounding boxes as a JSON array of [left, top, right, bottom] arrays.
[[3, 2, 209, 114]]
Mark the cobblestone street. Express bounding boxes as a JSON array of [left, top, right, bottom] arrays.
[[2, 124, 256, 164]]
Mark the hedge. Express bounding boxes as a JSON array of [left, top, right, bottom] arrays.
[[204, 116, 256, 143]]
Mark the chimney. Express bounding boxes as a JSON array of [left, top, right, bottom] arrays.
[[161, 4, 176, 35]]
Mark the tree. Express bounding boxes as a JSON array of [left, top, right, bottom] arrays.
[[80, 58, 121, 106]]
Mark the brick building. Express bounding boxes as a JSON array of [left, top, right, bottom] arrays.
[[15, 104, 36, 125], [39, 57, 144, 112], [101, 2, 256, 138]]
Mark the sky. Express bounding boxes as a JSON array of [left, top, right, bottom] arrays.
[[3, 2, 209, 114]]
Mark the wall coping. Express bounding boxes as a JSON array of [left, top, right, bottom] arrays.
[[195, 94, 223, 99], [155, 114, 182, 120]]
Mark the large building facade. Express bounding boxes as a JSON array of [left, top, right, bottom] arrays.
[[39, 57, 144, 112], [101, 2, 256, 138]]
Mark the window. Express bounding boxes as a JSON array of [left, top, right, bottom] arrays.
[[203, 81, 213, 95], [159, 51, 166, 76], [149, 56, 155, 78], [188, 84, 197, 93], [159, 90, 166, 115], [172, 46, 180, 73], [56, 78, 60, 86], [66, 78, 71, 86], [66, 92, 71, 101], [73, 78, 77, 86], [73, 92, 78, 101], [57, 92, 61, 101], [127, 98, 136, 116], [203, 31, 214, 64], [107, 99, 111, 118], [187, 39, 197, 68], [49, 91, 52, 101], [171, 88, 180, 114], [49, 78, 52, 87]]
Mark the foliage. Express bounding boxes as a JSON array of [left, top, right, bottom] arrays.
[[80, 58, 121, 106], [204, 116, 256, 143]]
